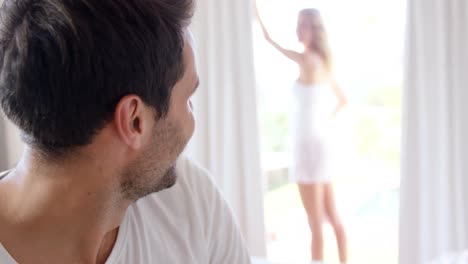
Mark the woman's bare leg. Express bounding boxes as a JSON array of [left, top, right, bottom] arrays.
[[324, 183, 347, 263], [298, 183, 325, 262]]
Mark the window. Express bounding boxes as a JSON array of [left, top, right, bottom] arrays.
[[254, 0, 406, 263]]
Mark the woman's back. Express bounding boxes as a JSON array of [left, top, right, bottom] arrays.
[[297, 52, 329, 86]]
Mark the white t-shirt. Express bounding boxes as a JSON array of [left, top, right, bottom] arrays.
[[0, 157, 251, 264]]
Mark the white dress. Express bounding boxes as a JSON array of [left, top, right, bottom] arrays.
[[289, 81, 331, 184]]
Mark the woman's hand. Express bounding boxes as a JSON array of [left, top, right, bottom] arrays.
[[254, 1, 271, 42], [253, 0, 301, 62]]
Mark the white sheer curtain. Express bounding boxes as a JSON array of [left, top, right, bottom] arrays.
[[187, 0, 267, 257], [400, 1, 468, 263]]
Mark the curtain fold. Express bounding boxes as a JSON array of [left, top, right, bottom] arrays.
[[400, 1, 468, 263], [187, 0, 267, 257]]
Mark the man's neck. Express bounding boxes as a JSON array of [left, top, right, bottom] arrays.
[[0, 148, 131, 264]]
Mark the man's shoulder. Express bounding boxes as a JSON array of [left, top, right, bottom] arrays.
[[137, 156, 218, 208], [131, 156, 219, 230], [175, 156, 214, 188], [129, 157, 250, 263]]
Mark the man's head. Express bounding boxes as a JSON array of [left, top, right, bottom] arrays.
[[0, 0, 197, 199]]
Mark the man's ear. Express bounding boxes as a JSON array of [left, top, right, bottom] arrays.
[[113, 95, 151, 150]]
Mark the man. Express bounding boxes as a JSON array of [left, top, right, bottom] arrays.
[[0, 0, 250, 263]]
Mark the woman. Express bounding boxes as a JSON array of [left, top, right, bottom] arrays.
[[256, 5, 348, 264]]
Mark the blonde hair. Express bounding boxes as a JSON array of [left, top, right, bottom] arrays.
[[298, 9, 332, 72]]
